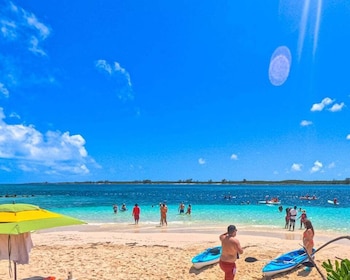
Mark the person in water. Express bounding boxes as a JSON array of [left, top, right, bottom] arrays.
[[284, 207, 290, 229], [289, 206, 297, 231], [298, 210, 307, 229], [121, 203, 127, 211], [178, 202, 185, 214], [113, 204, 118, 214], [160, 203, 168, 226], [186, 204, 191, 215], [132, 203, 140, 224], [219, 225, 244, 280]]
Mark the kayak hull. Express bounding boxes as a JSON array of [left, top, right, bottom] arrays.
[[192, 246, 222, 269], [262, 248, 315, 277]]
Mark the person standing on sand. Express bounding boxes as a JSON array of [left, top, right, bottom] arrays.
[[132, 204, 140, 224], [219, 225, 244, 280], [302, 219, 315, 271], [303, 219, 314, 256]]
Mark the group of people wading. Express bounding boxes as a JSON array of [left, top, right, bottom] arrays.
[[285, 205, 307, 231]]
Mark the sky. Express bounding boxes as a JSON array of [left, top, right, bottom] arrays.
[[1, 0, 350, 184]]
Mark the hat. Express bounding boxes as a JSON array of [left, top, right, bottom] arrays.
[[227, 225, 237, 233]]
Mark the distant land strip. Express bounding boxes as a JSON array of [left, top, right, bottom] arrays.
[[14, 178, 350, 185]]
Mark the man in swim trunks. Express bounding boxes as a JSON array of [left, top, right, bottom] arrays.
[[219, 225, 244, 280], [178, 202, 185, 214]]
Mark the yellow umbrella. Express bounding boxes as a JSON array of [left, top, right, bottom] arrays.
[[0, 203, 86, 235], [0, 203, 86, 280]]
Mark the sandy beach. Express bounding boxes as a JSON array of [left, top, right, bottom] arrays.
[[1, 224, 349, 280]]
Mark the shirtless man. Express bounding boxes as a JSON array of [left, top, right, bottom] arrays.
[[178, 202, 185, 214], [219, 225, 243, 280]]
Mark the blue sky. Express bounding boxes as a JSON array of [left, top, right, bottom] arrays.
[[1, 0, 350, 183]]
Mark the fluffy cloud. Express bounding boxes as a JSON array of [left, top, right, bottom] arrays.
[[0, 107, 92, 175], [310, 160, 323, 173], [198, 158, 206, 165], [300, 120, 312, 126], [291, 163, 302, 172], [311, 97, 333, 112], [230, 154, 238, 160], [328, 102, 344, 112]]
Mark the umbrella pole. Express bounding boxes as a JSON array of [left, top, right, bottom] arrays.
[[14, 261, 17, 280]]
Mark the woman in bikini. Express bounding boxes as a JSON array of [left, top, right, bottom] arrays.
[[303, 219, 314, 257]]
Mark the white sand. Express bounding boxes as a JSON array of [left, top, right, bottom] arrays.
[[1, 224, 349, 280]]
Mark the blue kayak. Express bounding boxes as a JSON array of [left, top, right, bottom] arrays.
[[262, 248, 315, 277], [192, 246, 222, 269]]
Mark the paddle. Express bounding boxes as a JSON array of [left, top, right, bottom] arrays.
[[245, 257, 271, 263], [245, 256, 314, 266]]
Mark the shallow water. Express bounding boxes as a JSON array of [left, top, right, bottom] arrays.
[[0, 183, 349, 233]]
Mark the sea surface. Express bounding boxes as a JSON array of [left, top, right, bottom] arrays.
[[0, 183, 349, 234]]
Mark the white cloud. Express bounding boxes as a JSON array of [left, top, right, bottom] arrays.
[[347, 134, 350, 140], [328, 102, 345, 112], [198, 158, 206, 165], [0, 83, 9, 97], [311, 97, 333, 111], [0, 107, 92, 175], [0, 20, 17, 39], [291, 163, 302, 172], [114, 62, 132, 87], [25, 12, 50, 39], [95, 60, 112, 75], [310, 160, 323, 173], [95, 59, 134, 101], [300, 120, 312, 126], [328, 162, 335, 169], [28, 36, 46, 56], [0, 2, 50, 55], [230, 154, 238, 160]]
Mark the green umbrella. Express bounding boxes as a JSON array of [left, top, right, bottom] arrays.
[[0, 203, 86, 234], [0, 203, 86, 280]]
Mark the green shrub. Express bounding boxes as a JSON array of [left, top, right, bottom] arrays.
[[321, 259, 350, 280]]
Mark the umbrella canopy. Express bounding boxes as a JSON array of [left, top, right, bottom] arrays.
[[0, 203, 86, 234]]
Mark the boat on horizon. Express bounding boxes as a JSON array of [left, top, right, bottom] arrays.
[[258, 197, 281, 205], [299, 195, 317, 200]]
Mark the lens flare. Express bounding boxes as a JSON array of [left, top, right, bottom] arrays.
[[268, 46, 292, 86]]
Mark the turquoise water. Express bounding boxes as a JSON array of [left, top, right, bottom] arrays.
[[0, 183, 349, 233]]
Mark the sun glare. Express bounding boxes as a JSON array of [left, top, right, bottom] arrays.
[[298, 0, 323, 60]]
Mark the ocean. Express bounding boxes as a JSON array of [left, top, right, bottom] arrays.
[[0, 183, 349, 234]]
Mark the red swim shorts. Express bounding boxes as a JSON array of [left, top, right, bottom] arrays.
[[219, 260, 236, 280]]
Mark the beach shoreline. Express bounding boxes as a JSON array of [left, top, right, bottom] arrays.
[[1, 224, 349, 280]]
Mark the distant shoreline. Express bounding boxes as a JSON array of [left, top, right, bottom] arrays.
[[9, 179, 350, 185]]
